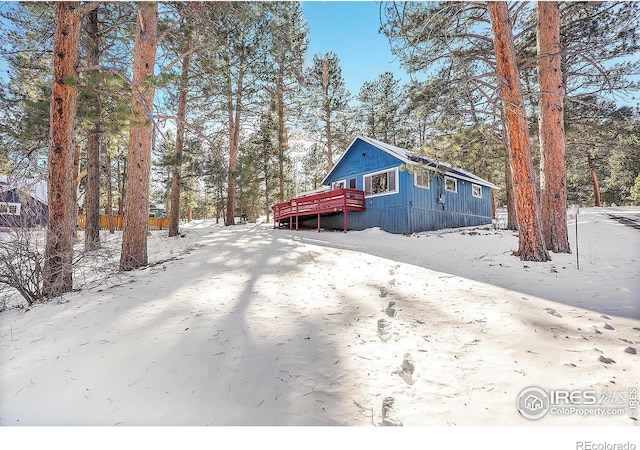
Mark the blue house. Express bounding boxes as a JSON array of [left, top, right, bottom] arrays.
[[300, 135, 497, 234], [0, 177, 48, 228]]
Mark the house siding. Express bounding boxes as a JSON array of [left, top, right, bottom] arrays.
[[407, 173, 492, 231], [313, 138, 494, 234], [0, 189, 48, 228]]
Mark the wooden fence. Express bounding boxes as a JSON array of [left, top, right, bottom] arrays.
[[77, 214, 171, 231]]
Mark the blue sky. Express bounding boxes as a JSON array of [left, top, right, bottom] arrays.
[[301, 1, 415, 96]]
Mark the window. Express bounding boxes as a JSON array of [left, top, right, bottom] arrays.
[[0, 202, 21, 215], [444, 176, 458, 193], [332, 180, 346, 190], [414, 172, 430, 189], [472, 184, 482, 199], [364, 168, 398, 197], [349, 178, 356, 189]]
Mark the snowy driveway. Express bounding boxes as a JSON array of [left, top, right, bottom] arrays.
[[1, 214, 638, 425], [280, 208, 639, 320]]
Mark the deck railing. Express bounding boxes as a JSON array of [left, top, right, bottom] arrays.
[[272, 188, 365, 231]]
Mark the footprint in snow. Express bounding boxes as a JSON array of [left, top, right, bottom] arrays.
[[599, 355, 616, 364], [377, 318, 392, 341], [381, 397, 403, 426], [544, 308, 563, 318], [385, 301, 397, 318], [393, 353, 418, 385]]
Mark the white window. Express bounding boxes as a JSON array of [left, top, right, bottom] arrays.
[[332, 180, 346, 190], [0, 202, 21, 215], [349, 178, 356, 189], [444, 176, 458, 193], [472, 184, 482, 199], [364, 168, 398, 197], [414, 172, 430, 189]]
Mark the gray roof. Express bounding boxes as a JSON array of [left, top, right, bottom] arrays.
[[324, 135, 498, 189]]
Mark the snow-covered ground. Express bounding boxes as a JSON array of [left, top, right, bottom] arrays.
[[1, 208, 638, 443]]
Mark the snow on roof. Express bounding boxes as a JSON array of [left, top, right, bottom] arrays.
[[324, 135, 498, 189], [0, 175, 48, 203]]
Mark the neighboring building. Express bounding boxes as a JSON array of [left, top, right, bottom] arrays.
[[149, 203, 165, 218], [300, 135, 497, 234], [0, 176, 48, 228]]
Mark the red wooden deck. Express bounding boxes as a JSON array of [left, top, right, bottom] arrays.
[[272, 188, 366, 232]]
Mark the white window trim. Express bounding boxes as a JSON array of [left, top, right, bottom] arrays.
[[414, 172, 430, 190], [363, 167, 399, 198], [0, 202, 21, 215], [472, 183, 482, 199], [331, 179, 346, 190], [444, 176, 458, 193]]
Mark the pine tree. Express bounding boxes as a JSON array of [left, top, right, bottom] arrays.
[[241, 97, 280, 221], [194, 2, 271, 226], [168, 45, 190, 238], [0, 2, 56, 177], [265, 2, 308, 201], [537, 1, 570, 253], [73, 2, 135, 238], [489, 1, 549, 262], [300, 143, 327, 192], [356, 72, 405, 145], [82, 6, 102, 251], [120, 2, 158, 271], [303, 52, 350, 170], [43, 2, 81, 297]]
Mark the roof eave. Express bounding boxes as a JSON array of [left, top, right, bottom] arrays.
[[321, 135, 412, 185], [321, 135, 499, 190], [406, 157, 498, 190]]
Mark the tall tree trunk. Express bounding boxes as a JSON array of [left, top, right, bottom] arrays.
[[169, 52, 190, 237], [322, 56, 334, 170], [591, 169, 601, 206], [84, 7, 102, 251], [225, 55, 244, 227], [587, 154, 601, 206], [277, 62, 286, 202], [105, 148, 115, 233], [489, 1, 550, 262], [73, 143, 83, 236], [537, 1, 570, 254], [488, 175, 496, 219], [504, 153, 519, 230], [120, 2, 157, 271], [217, 181, 224, 224], [225, 74, 236, 226], [501, 116, 519, 231], [264, 142, 271, 223], [117, 157, 123, 215], [44, 2, 80, 298], [85, 124, 101, 247]]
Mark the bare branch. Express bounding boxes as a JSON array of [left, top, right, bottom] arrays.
[[157, 43, 208, 76]]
